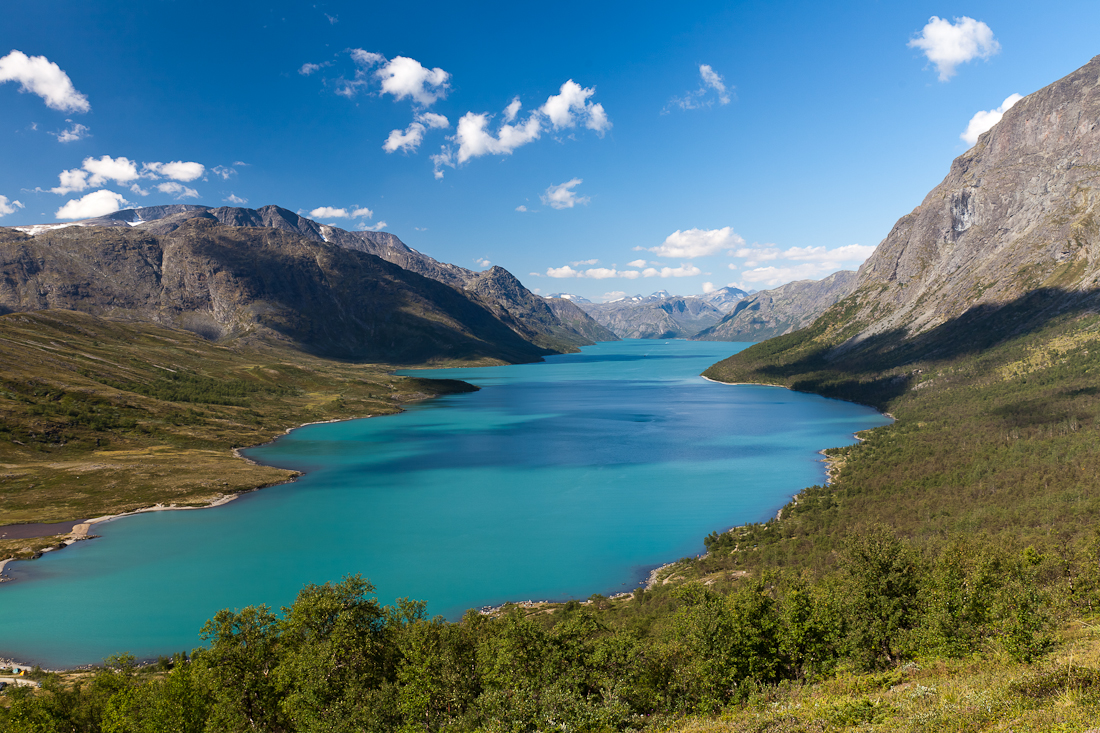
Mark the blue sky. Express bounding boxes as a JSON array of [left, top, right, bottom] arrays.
[[2, 1, 1099, 301]]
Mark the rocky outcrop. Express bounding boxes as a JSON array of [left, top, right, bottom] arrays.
[[0, 220, 552, 364], [694, 271, 857, 342], [834, 54, 1100, 349]]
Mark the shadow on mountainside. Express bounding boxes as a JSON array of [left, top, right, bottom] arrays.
[[169, 227, 553, 365], [706, 286, 1100, 409]]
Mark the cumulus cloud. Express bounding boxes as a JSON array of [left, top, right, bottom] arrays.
[[545, 264, 642, 280], [225, 193, 247, 204], [129, 183, 149, 196], [702, 281, 716, 294], [515, 205, 528, 212], [476, 258, 491, 268], [642, 264, 702, 278], [0, 196, 25, 217], [156, 181, 200, 199], [55, 121, 90, 143], [542, 179, 589, 210], [627, 259, 647, 268], [357, 220, 387, 231], [452, 111, 543, 164], [782, 244, 877, 262], [309, 206, 373, 219], [384, 122, 427, 153], [732, 246, 780, 267], [642, 227, 743, 258], [0, 50, 90, 112], [909, 16, 1000, 81], [737, 263, 839, 287], [418, 112, 449, 129], [961, 93, 1024, 146], [666, 64, 733, 111], [143, 160, 205, 182], [376, 56, 450, 106], [503, 97, 522, 123], [571, 258, 599, 266], [212, 165, 237, 180], [541, 80, 611, 134], [600, 291, 627, 302], [55, 190, 129, 220], [51, 155, 140, 194], [547, 265, 580, 278]]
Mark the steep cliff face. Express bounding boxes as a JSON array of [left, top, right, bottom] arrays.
[[0, 220, 550, 364], [839, 55, 1100, 347], [693, 271, 857, 342]]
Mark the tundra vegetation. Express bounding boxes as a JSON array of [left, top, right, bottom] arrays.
[[7, 299, 1100, 730]]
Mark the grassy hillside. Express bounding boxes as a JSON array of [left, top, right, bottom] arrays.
[[0, 310, 478, 560]]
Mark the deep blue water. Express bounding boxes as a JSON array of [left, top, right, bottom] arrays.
[[0, 340, 890, 667]]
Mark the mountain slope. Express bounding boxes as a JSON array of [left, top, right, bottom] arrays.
[[581, 295, 725, 339], [0, 220, 550, 364], [693, 271, 856, 342], [699, 55, 1100, 569], [26, 204, 611, 352]]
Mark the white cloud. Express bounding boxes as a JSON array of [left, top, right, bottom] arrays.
[[309, 206, 373, 219], [782, 244, 877, 263], [503, 97, 522, 123], [600, 291, 627, 302], [571, 258, 599, 266], [542, 178, 589, 210], [909, 16, 1000, 81], [702, 281, 716, 294], [0, 196, 25, 217], [384, 122, 427, 153], [418, 112, 449, 129], [541, 80, 610, 134], [699, 65, 731, 104], [961, 93, 1023, 146], [733, 246, 780, 267], [324, 13, 338, 24], [212, 165, 237, 180], [643, 227, 743, 258], [453, 111, 543, 164], [51, 155, 142, 194], [583, 268, 620, 279], [739, 263, 839, 287], [667, 64, 733, 111], [642, 264, 702, 278], [299, 62, 329, 76], [156, 181, 200, 199], [349, 49, 385, 68], [430, 146, 453, 179], [515, 205, 528, 212], [55, 121, 90, 143], [55, 190, 129, 220], [357, 220, 387, 231], [547, 265, 580, 278], [0, 50, 90, 113], [129, 183, 149, 196], [225, 193, 248, 204], [619, 270, 641, 280], [627, 259, 647, 268], [376, 56, 450, 106], [476, 258, 491, 268], [143, 161, 205, 182]]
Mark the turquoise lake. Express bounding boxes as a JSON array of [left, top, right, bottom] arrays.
[[0, 340, 890, 667]]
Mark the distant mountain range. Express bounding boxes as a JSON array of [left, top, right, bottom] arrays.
[[1, 205, 615, 363]]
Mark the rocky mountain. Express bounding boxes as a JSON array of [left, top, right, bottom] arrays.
[[693, 271, 857, 342], [580, 294, 725, 339], [821, 54, 1100, 353], [0, 220, 554, 364], [15, 204, 613, 353], [700, 286, 749, 312]]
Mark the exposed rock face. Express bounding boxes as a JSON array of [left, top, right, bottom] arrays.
[[699, 286, 749, 312], [581, 296, 725, 339], [837, 55, 1100, 348], [694, 271, 857, 342], [14, 204, 613, 351], [0, 221, 552, 364], [543, 297, 619, 343]]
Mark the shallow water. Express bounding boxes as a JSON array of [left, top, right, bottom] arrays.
[[0, 340, 890, 667]]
